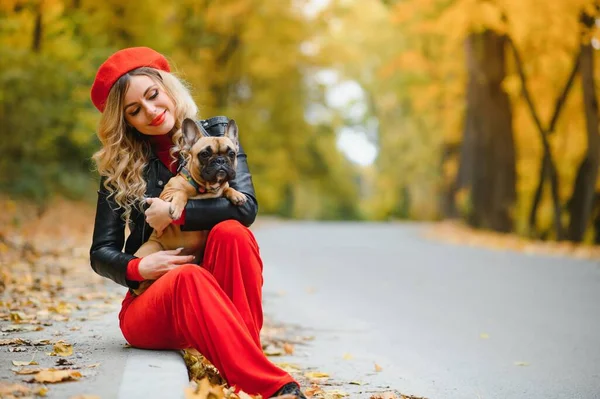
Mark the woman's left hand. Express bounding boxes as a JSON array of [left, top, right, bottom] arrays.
[[145, 197, 172, 237]]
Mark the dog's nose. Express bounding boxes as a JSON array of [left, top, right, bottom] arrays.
[[213, 157, 225, 165]]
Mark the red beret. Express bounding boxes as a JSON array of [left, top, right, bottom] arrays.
[[90, 47, 171, 112]]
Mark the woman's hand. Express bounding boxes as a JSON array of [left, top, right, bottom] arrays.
[[138, 248, 195, 280], [145, 197, 172, 237]]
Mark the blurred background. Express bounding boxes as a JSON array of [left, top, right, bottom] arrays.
[[1, 0, 599, 243]]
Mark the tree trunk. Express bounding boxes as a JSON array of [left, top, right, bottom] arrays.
[[457, 31, 516, 232], [440, 143, 460, 218], [523, 49, 580, 238], [567, 43, 600, 242], [32, 5, 42, 52]]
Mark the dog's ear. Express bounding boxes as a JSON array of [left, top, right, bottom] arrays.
[[225, 120, 239, 151], [182, 118, 201, 148]]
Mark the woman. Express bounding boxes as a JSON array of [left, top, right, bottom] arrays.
[[89, 47, 305, 398]]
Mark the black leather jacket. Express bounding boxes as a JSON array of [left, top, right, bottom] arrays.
[[89, 116, 258, 290]]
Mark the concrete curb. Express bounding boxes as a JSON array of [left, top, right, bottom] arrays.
[[117, 348, 189, 399]]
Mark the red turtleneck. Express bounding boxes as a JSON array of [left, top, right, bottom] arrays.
[[126, 133, 186, 282]]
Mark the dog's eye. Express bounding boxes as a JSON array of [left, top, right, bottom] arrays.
[[199, 150, 210, 158], [228, 150, 235, 158]]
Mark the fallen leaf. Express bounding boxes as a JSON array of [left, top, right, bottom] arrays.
[[12, 367, 43, 375], [0, 338, 31, 346], [479, 333, 490, 339], [184, 378, 225, 399], [514, 361, 529, 367], [349, 381, 363, 385], [374, 363, 383, 372], [370, 393, 399, 399], [274, 362, 301, 373], [70, 396, 101, 399], [0, 382, 31, 396], [342, 353, 353, 360], [263, 346, 283, 356], [32, 369, 82, 383], [36, 386, 49, 397], [323, 389, 348, 398], [33, 339, 53, 346], [305, 385, 324, 397], [12, 359, 39, 366], [283, 343, 295, 355], [56, 358, 75, 366], [9, 347, 28, 352], [304, 371, 330, 380], [50, 341, 73, 356]]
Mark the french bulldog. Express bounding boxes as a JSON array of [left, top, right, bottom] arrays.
[[132, 118, 246, 295]]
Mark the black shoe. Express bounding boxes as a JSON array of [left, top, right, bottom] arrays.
[[272, 382, 307, 399]]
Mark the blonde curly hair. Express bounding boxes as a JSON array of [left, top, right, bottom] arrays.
[[92, 67, 198, 221]]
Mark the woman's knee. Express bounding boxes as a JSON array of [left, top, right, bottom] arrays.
[[209, 220, 250, 242], [169, 264, 208, 284]]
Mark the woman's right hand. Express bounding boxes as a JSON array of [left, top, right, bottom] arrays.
[[138, 248, 195, 280]]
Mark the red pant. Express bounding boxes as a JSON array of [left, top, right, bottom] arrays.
[[119, 220, 294, 398]]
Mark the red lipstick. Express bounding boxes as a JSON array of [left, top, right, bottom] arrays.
[[150, 110, 166, 126]]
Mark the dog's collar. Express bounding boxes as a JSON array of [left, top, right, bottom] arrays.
[[179, 167, 207, 194]]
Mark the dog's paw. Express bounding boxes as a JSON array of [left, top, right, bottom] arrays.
[[170, 203, 185, 220], [228, 192, 247, 206]]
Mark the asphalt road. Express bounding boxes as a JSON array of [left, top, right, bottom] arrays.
[[257, 221, 600, 399]]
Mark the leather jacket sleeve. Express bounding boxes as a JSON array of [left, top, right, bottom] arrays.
[[180, 117, 259, 231], [89, 177, 140, 289]]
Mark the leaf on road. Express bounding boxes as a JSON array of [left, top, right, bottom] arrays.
[[374, 363, 383, 372], [479, 333, 489, 339], [304, 371, 330, 381], [2, 324, 43, 332], [12, 367, 43, 375], [33, 339, 54, 346], [349, 381, 363, 385], [283, 343, 295, 355], [12, 359, 38, 366], [0, 338, 31, 346], [305, 385, 324, 397], [342, 353, 353, 360], [514, 361, 530, 366], [0, 382, 31, 396], [49, 341, 73, 356], [263, 346, 283, 356], [274, 362, 302, 373], [184, 378, 225, 399], [9, 347, 28, 352], [32, 369, 82, 383], [69, 395, 101, 399], [322, 389, 349, 398]]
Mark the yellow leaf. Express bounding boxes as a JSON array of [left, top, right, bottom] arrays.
[[479, 333, 490, 339], [50, 342, 73, 357], [184, 378, 224, 399], [374, 363, 383, 372], [342, 353, 353, 360], [274, 362, 301, 373], [304, 371, 330, 380], [323, 390, 349, 398], [33, 369, 82, 383]]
